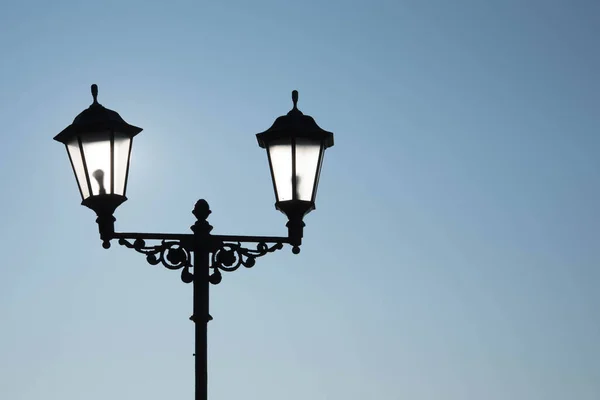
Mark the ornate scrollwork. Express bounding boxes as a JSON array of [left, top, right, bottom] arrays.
[[118, 238, 194, 283], [210, 241, 284, 284]]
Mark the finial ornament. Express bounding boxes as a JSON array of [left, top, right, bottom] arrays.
[[292, 90, 298, 109], [191, 199, 214, 238], [91, 84, 98, 104]]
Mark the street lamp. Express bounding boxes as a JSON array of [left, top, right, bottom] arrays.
[[257, 90, 334, 252], [54, 85, 334, 400]]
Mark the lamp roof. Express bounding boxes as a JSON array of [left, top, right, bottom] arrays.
[[54, 84, 142, 143], [256, 90, 334, 148]]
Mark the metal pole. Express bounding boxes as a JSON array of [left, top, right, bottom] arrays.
[[193, 248, 209, 400]]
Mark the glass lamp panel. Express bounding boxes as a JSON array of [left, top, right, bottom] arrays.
[[294, 138, 323, 202], [267, 138, 293, 202], [113, 132, 132, 196], [312, 145, 325, 202], [66, 138, 90, 199], [81, 131, 112, 196]]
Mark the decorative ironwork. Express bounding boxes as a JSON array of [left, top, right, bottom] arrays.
[[118, 238, 194, 283], [210, 241, 284, 284], [114, 200, 289, 285]]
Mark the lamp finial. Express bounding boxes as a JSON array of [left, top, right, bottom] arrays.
[[91, 84, 98, 104]]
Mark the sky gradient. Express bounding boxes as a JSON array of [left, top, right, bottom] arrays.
[[0, 1, 599, 399]]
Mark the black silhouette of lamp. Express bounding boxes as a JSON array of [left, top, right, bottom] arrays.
[[257, 90, 334, 252], [54, 85, 334, 400], [54, 84, 142, 247]]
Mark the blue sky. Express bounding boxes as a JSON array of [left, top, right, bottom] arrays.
[[0, 1, 599, 399]]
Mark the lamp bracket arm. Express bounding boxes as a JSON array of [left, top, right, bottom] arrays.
[[116, 233, 195, 284], [113, 232, 194, 242], [208, 238, 288, 284], [212, 234, 290, 244]]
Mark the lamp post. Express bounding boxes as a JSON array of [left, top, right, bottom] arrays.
[[54, 85, 334, 400]]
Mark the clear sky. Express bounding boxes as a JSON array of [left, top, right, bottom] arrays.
[[0, 1, 598, 399]]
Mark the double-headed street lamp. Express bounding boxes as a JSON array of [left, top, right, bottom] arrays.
[[54, 85, 334, 400]]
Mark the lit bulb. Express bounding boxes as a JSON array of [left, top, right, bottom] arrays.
[[92, 169, 107, 195]]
